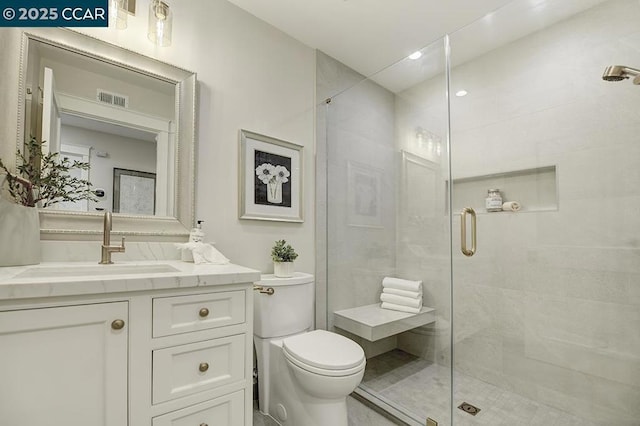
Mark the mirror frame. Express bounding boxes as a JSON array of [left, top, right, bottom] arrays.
[[16, 28, 196, 241]]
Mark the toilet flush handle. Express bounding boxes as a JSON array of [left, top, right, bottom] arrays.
[[253, 285, 275, 295]]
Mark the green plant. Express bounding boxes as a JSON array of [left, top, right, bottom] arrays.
[[0, 136, 96, 208], [271, 239, 298, 263]]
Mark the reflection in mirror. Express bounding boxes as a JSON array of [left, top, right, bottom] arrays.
[[58, 117, 160, 214], [24, 38, 175, 217], [16, 29, 196, 240]]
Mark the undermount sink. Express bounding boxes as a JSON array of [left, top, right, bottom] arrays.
[[14, 264, 180, 279]]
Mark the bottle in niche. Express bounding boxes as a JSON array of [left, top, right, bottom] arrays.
[[485, 189, 503, 212]]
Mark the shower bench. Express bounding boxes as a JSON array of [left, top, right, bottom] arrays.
[[333, 303, 435, 341]]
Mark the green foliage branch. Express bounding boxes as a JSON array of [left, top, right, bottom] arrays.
[[0, 136, 96, 208]]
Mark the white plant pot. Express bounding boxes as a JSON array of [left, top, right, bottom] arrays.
[[0, 196, 40, 267], [273, 261, 294, 278]]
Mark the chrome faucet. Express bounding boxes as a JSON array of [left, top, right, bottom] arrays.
[[99, 211, 125, 264]]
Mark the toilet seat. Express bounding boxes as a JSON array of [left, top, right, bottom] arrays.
[[282, 330, 366, 377]]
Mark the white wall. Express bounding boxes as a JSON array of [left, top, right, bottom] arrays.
[[0, 0, 316, 273]]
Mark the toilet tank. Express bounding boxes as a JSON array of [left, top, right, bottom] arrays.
[[254, 272, 314, 338]]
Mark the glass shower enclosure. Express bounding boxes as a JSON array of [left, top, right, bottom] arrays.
[[319, 0, 640, 425]]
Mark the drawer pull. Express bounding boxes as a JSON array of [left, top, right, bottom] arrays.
[[200, 424, 208, 426], [198, 308, 210, 318], [199, 362, 209, 372], [111, 319, 125, 330]]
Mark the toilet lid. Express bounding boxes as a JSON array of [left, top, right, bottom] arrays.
[[283, 330, 365, 370]]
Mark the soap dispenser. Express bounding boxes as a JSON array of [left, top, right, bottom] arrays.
[[189, 220, 205, 243]]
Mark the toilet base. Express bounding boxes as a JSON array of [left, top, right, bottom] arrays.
[[274, 397, 349, 426], [262, 337, 355, 426]]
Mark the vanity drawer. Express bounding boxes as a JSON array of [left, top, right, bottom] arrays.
[[152, 390, 244, 426], [152, 334, 245, 404], [153, 291, 245, 337]]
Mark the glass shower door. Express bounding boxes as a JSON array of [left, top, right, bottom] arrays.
[[323, 1, 640, 424], [321, 37, 454, 425], [448, 0, 640, 424]]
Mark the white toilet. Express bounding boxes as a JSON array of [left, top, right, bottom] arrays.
[[254, 273, 366, 426]]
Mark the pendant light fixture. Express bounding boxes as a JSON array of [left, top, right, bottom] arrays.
[[109, 0, 128, 29], [148, 0, 172, 47]]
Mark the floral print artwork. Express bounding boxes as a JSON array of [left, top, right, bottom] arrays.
[[253, 150, 292, 207]]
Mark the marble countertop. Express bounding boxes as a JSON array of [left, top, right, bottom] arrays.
[[0, 261, 261, 301]]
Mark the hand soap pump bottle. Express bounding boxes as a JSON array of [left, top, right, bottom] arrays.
[[189, 220, 205, 243]]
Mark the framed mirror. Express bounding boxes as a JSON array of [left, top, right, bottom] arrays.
[[15, 28, 196, 241]]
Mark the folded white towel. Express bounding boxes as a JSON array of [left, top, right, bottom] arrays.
[[381, 302, 421, 314], [380, 293, 422, 309], [382, 277, 422, 292], [502, 201, 521, 211], [175, 242, 230, 265], [383, 287, 422, 298]]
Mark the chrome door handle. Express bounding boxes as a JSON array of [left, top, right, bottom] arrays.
[[460, 207, 477, 257]]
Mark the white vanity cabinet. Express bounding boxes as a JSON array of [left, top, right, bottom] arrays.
[[0, 262, 259, 426], [0, 302, 129, 426]]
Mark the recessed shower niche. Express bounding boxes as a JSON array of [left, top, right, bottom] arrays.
[[449, 165, 558, 214]]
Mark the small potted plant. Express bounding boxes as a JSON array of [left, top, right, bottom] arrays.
[[271, 239, 298, 278]]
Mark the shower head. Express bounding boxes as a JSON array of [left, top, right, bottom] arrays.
[[602, 65, 640, 84]]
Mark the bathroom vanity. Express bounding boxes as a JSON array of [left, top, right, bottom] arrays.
[[0, 261, 260, 426]]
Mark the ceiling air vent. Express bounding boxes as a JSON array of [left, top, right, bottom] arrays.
[[96, 89, 129, 108]]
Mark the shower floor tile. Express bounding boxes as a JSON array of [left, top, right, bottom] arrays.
[[361, 349, 599, 426]]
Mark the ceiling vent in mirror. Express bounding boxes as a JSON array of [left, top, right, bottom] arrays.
[[97, 89, 129, 108]]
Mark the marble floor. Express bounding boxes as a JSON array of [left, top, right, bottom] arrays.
[[361, 349, 599, 426]]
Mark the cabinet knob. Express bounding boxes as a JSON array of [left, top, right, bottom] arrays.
[[111, 319, 125, 330], [199, 362, 209, 372], [199, 308, 209, 318]]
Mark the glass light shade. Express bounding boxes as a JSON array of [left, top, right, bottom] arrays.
[[148, 0, 172, 47], [109, 0, 128, 29]]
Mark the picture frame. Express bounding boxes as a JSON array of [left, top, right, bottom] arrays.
[[239, 130, 304, 222], [347, 161, 383, 228], [113, 168, 156, 215]]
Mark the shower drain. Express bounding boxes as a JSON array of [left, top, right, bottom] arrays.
[[458, 402, 481, 416]]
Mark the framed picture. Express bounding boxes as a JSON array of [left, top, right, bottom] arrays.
[[347, 161, 383, 228], [239, 130, 303, 222], [113, 168, 156, 215]]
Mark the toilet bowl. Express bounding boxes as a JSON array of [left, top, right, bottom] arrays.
[[284, 330, 366, 398], [253, 273, 366, 426]]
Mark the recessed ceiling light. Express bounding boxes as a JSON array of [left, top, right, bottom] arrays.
[[408, 51, 422, 60], [455, 90, 468, 97]]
